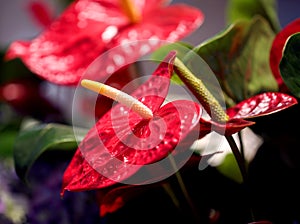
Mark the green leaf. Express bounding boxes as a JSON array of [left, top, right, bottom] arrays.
[[0, 130, 19, 158], [193, 16, 278, 104], [216, 153, 243, 184], [0, 53, 34, 84], [150, 42, 194, 85], [226, 0, 281, 32], [279, 32, 300, 98], [0, 104, 22, 158], [150, 42, 193, 62], [13, 122, 87, 181]]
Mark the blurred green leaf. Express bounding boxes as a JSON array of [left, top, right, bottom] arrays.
[[193, 16, 278, 104], [0, 53, 36, 84], [226, 0, 281, 32], [279, 32, 300, 98], [0, 104, 22, 158], [0, 131, 19, 158], [13, 123, 87, 181]]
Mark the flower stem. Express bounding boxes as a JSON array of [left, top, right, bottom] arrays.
[[173, 57, 229, 123], [173, 56, 256, 222], [168, 154, 201, 223], [161, 182, 180, 209], [225, 135, 247, 183], [225, 134, 256, 222], [238, 131, 245, 162]]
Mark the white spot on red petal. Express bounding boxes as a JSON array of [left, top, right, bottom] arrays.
[[102, 26, 118, 43]]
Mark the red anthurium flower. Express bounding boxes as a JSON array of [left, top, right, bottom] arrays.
[[200, 92, 298, 137], [270, 18, 300, 92], [61, 51, 201, 196], [5, 0, 204, 85], [28, 0, 54, 28], [172, 56, 298, 137]]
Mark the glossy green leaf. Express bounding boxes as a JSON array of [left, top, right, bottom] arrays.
[[150, 42, 193, 61], [13, 122, 87, 181], [226, 0, 281, 32], [150, 42, 193, 84], [193, 16, 278, 104], [151, 42, 229, 108], [279, 32, 300, 98]]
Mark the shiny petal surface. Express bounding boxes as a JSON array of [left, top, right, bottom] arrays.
[[270, 18, 300, 92], [199, 117, 255, 137], [226, 92, 298, 119], [62, 52, 201, 193], [5, 0, 128, 85], [61, 147, 126, 195], [130, 50, 176, 112], [102, 100, 201, 165], [108, 4, 204, 47], [199, 92, 297, 137], [61, 52, 174, 193], [5, 0, 203, 86], [83, 4, 204, 82], [144, 4, 204, 42], [62, 100, 201, 192], [85, 50, 176, 116]]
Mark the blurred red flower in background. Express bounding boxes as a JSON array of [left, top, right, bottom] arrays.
[[5, 0, 204, 85]]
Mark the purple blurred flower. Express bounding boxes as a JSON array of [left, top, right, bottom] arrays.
[[0, 159, 28, 224], [0, 151, 104, 224], [22, 151, 102, 224]]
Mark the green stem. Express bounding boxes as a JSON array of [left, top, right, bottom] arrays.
[[238, 131, 245, 162], [168, 154, 201, 223], [173, 55, 257, 222], [161, 182, 180, 209], [173, 56, 249, 187], [225, 135, 256, 222], [173, 57, 245, 178], [225, 135, 247, 183]]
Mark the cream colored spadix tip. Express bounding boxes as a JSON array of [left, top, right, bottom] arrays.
[[81, 79, 104, 93], [81, 79, 153, 120]]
